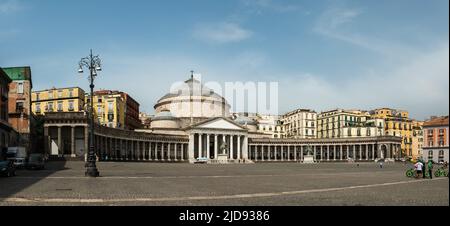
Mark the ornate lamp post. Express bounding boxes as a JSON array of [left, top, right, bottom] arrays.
[[78, 49, 102, 177]]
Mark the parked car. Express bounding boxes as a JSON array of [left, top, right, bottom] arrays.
[[26, 153, 45, 170], [0, 160, 16, 177], [6, 147, 27, 168]]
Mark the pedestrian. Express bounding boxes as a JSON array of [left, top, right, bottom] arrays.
[[420, 159, 426, 179], [415, 161, 423, 179], [427, 160, 433, 179], [379, 161, 383, 168]]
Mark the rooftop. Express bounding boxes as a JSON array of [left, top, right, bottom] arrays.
[[2, 66, 32, 88], [423, 116, 449, 127]]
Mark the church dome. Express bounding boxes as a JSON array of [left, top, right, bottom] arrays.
[[154, 75, 231, 119]]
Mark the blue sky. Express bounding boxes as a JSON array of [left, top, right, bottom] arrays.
[[1, 0, 448, 120]]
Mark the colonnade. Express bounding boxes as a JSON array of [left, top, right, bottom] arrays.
[[94, 134, 189, 162], [248, 142, 401, 162]]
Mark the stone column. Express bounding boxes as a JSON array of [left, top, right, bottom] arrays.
[[71, 126, 75, 157], [320, 146, 323, 161], [237, 136, 241, 160], [168, 143, 172, 161], [334, 145, 337, 161], [294, 145, 298, 162], [214, 134, 218, 160], [207, 134, 210, 159], [340, 145, 343, 160], [189, 134, 195, 162], [199, 133, 203, 158], [174, 143, 178, 161], [230, 135, 234, 160], [57, 126, 62, 156], [327, 145, 330, 161], [242, 136, 248, 160]]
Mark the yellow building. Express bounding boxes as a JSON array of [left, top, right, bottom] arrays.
[[371, 108, 414, 158], [412, 120, 424, 160], [88, 90, 125, 129], [31, 87, 86, 114]]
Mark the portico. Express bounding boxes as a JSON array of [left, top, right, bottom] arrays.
[[187, 117, 249, 163]]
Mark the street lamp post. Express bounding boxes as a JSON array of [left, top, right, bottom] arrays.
[[78, 49, 102, 177]]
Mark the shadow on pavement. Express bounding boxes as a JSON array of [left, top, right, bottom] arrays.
[[0, 160, 69, 200]]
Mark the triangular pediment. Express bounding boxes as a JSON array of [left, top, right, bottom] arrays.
[[194, 118, 246, 130]]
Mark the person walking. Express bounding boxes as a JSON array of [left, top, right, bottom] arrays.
[[419, 158, 426, 178], [427, 160, 433, 179], [415, 161, 424, 179]]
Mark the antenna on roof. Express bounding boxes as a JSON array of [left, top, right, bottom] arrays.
[[190, 70, 194, 79]]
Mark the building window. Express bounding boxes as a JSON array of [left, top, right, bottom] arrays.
[[36, 93, 40, 101], [108, 102, 114, 112], [68, 101, 74, 111], [439, 150, 444, 163], [48, 91, 53, 99], [47, 102, 53, 112], [16, 102, 24, 113], [57, 101, 63, 112], [58, 90, 63, 98], [36, 103, 41, 113], [17, 82, 24, 94], [367, 129, 371, 136], [357, 129, 361, 137], [438, 138, 444, 146], [428, 151, 433, 160], [69, 89, 73, 98], [108, 113, 114, 122]]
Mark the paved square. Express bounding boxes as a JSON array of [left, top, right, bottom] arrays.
[[0, 161, 448, 206]]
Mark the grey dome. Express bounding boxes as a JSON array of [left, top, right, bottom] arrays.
[[156, 77, 227, 104], [152, 110, 176, 121]]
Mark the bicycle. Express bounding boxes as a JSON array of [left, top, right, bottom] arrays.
[[434, 167, 449, 177], [406, 168, 430, 178]]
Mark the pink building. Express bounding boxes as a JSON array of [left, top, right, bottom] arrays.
[[423, 116, 449, 163]]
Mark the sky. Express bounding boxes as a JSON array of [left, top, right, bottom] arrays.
[[0, 0, 448, 120]]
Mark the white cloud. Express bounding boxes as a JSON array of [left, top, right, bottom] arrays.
[[0, 0, 22, 14], [314, 6, 419, 59], [192, 22, 253, 44], [278, 42, 449, 120]]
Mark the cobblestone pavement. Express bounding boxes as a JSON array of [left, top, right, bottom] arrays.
[[0, 161, 448, 206]]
